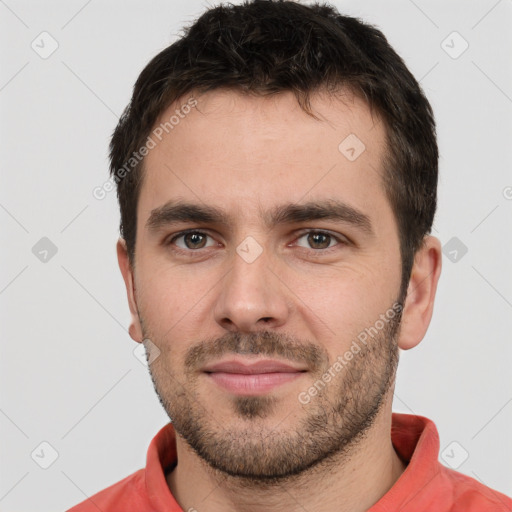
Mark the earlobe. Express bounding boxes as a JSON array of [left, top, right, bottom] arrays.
[[398, 236, 442, 350], [116, 238, 144, 343]]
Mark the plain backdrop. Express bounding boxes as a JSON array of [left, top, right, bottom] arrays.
[[1, 1, 511, 510]]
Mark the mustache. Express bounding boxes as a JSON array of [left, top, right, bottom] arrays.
[[184, 331, 329, 373]]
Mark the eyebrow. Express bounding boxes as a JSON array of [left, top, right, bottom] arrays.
[[145, 199, 373, 235]]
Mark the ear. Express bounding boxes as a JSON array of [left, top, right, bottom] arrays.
[[117, 238, 144, 343], [398, 235, 442, 350]]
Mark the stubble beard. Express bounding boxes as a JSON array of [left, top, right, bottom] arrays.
[[145, 306, 401, 483]]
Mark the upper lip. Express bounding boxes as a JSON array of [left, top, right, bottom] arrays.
[[202, 359, 307, 374]]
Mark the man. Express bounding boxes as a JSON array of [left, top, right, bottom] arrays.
[[69, 0, 512, 510]]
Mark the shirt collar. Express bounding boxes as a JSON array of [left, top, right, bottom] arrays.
[[144, 413, 440, 511]]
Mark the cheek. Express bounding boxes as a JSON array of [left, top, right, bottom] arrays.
[[135, 264, 211, 344], [290, 263, 398, 351]]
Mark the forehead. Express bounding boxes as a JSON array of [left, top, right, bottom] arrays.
[[138, 88, 390, 230]]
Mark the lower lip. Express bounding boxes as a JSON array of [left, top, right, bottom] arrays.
[[206, 372, 304, 395]]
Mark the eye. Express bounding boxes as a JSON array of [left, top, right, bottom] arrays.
[[294, 230, 346, 250], [168, 230, 217, 250]]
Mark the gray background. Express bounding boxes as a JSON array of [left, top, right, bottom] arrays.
[[1, 0, 511, 510]]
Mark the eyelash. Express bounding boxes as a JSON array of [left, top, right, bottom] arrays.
[[166, 229, 349, 255]]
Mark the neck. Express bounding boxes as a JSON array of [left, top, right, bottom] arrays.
[[166, 399, 406, 512]]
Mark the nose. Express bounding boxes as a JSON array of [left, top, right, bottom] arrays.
[[213, 244, 291, 333]]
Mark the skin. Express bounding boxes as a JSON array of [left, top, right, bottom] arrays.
[[117, 88, 442, 512]]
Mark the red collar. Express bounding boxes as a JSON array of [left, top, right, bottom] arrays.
[[143, 412, 441, 510]]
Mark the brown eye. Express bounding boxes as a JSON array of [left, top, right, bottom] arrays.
[[170, 231, 216, 250], [183, 232, 207, 249], [307, 232, 332, 249], [295, 231, 340, 250]]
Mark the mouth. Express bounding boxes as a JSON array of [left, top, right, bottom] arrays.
[[202, 358, 307, 396]]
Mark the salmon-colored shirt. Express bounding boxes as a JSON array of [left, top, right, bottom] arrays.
[[67, 413, 512, 511]]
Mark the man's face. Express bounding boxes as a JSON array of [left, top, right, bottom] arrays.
[[128, 89, 404, 479]]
